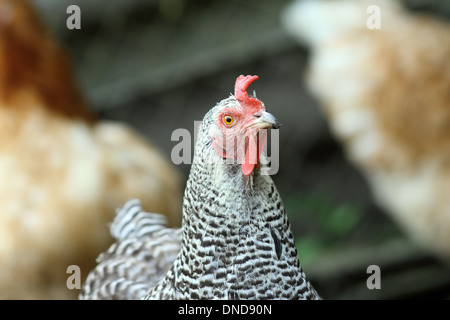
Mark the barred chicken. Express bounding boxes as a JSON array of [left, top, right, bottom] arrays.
[[0, 0, 182, 299], [79, 75, 320, 300], [282, 0, 450, 259]]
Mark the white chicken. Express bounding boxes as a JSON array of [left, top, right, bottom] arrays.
[[282, 0, 450, 260]]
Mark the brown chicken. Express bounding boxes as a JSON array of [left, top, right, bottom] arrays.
[[282, 0, 450, 260], [0, 0, 182, 299]]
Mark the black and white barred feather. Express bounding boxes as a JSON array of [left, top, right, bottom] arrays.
[[79, 199, 181, 300], [80, 93, 320, 300]]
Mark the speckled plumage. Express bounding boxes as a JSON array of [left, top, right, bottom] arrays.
[[80, 77, 320, 300], [79, 199, 181, 300]]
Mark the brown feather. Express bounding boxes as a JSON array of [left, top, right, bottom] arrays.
[[0, 0, 94, 123]]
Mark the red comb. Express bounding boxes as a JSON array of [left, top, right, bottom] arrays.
[[234, 75, 263, 109]]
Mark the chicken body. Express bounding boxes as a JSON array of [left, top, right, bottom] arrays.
[[0, 0, 182, 299], [282, 0, 450, 259], [80, 75, 320, 300]]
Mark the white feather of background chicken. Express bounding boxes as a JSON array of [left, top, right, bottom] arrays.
[[0, 0, 182, 299], [282, 0, 450, 260]]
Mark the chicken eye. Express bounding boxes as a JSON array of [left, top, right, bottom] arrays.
[[223, 114, 234, 126]]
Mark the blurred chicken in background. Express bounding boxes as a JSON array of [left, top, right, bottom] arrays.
[[282, 0, 450, 260], [0, 0, 182, 299]]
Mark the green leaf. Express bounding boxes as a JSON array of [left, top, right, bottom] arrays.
[[296, 236, 327, 267]]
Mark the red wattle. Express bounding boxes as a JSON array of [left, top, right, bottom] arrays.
[[241, 133, 258, 176]]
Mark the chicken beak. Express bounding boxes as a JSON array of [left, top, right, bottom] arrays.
[[241, 111, 279, 176], [252, 111, 280, 130]]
